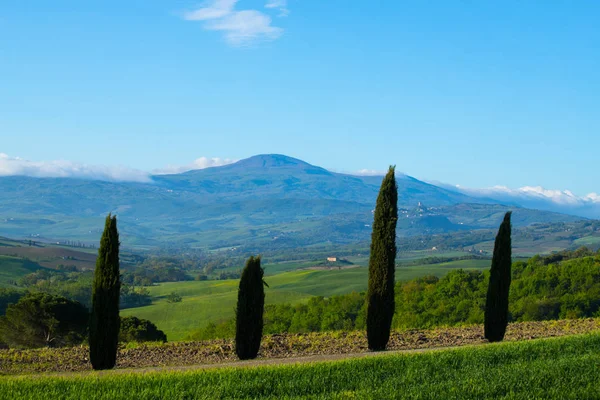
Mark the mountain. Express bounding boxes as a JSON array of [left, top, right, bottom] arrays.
[[153, 154, 477, 205], [0, 154, 584, 249]]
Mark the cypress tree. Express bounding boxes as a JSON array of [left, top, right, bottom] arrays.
[[485, 211, 512, 342], [235, 255, 266, 360], [366, 166, 398, 351], [89, 214, 121, 370]]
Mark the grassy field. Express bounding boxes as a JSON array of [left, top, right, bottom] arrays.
[[225, 251, 473, 275], [574, 235, 600, 247], [396, 250, 472, 261], [122, 260, 490, 340], [0, 255, 46, 288], [220, 260, 323, 275], [400, 258, 491, 269], [2, 333, 599, 399]]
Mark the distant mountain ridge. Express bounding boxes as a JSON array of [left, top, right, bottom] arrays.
[[0, 154, 585, 249], [151, 154, 477, 206]]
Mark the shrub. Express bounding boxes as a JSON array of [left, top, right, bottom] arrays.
[[119, 316, 167, 343], [166, 292, 182, 303]]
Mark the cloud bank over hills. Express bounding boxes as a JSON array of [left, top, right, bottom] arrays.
[[152, 157, 237, 175], [0, 153, 152, 183], [0, 153, 237, 182], [449, 184, 600, 219], [0, 153, 597, 218]]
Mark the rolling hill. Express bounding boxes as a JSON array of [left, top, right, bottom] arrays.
[[0, 154, 585, 250]]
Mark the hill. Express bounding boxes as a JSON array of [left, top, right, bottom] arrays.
[[0, 154, 585, 250], [0, 256, 48, 288]]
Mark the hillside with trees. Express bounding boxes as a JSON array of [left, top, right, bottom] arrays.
[[187, 249, 600, 340]]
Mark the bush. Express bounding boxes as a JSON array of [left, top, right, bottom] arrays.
[[119, 316, 167, 343], [120, 285, 152, 309], [166, 292, 182, 303]]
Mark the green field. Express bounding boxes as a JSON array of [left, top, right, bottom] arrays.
[[401, 258, 491, 270], [574, 236, 600, 246], [223, 251, 471, 276], [220, 260, 322, 275], [396, 250, 472, 261], [2, 333, 599, 399], [123, 260, 490, 340], [0, 255, 45, 288]]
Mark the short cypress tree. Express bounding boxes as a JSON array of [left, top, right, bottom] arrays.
[[485, 211, 512, 342], [89, 214, 121, 370], [235, 256, 266, 360], [366, 166, 398, 351]]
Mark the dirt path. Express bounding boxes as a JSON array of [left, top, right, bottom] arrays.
[[14, 344, 468, 379], [3, 319, 599, 377]]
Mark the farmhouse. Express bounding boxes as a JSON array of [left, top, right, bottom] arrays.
[[327, 257, 337, 262]]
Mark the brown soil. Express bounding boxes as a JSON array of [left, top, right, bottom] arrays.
[[1, 318, 598, 376], [0, 246, 96, 270]]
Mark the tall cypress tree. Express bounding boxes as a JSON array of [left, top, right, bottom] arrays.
[[235, 255, 266, 360], [485, 211, 512, 342], [89, 214, 121, 370], [366, 166, 398, 351]]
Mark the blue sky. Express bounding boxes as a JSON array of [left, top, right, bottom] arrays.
[[1, 1, 599, 196]]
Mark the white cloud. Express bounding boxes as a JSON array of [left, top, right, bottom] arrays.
[[152, 157, 237, 175], [265, 0, 289, 17], [456, 185, 600, 205], [182, 0, 284, 46], [183, 0, 238, 20], [0, 153, 151, 183], [354, 169, 386, 176], [205, 10, 282, 45], [0, 154, 238, 181], [331, 168, 408, 178], [585, 193, 600, 202], [451, 184, 600, 218]]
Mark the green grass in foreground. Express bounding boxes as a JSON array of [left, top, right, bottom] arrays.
[[122, 260, 490, 340], [3, 333, 599, 400]]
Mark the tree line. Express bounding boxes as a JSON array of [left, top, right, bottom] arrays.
[[9, 268, 152, 310]]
